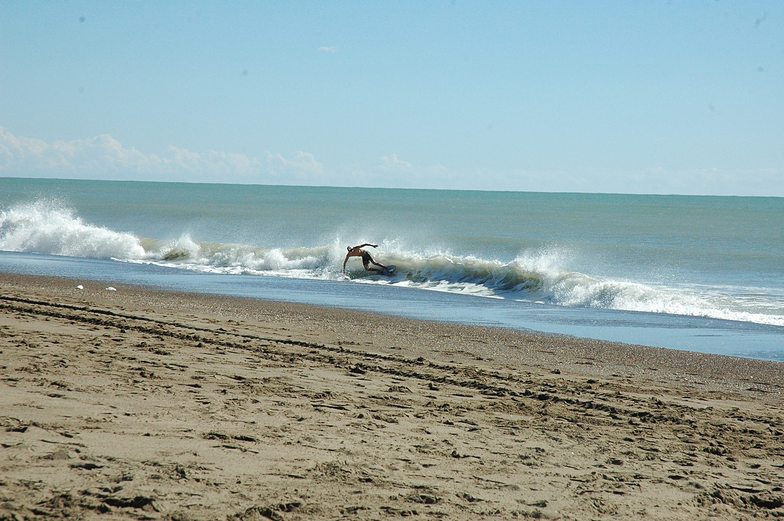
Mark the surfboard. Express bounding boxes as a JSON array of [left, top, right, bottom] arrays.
[[379, 265, 396, 276], [345, 265, 396, 278]]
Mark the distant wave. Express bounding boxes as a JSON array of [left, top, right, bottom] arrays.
[[2, 200, 782, 327]]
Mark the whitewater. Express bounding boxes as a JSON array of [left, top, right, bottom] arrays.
[[1, 178, 783, 359]]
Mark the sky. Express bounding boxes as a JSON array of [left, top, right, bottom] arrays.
[[1, 1, 782, 195]]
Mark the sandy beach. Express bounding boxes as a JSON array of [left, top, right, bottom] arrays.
[[1, 274, 782, 520]]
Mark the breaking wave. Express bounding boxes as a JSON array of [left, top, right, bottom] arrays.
[[2, 200, 782, 327], [0, 200, 146, 259]]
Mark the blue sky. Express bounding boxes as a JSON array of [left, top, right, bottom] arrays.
[[1, 1, 782, 195]]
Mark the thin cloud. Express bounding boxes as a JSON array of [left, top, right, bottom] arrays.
[[266, 151, 323, 178], [318, 46, 338, 54], [380, 153, 412, 170], [0, 127, 323, 184], [0, 129, 160, 174]]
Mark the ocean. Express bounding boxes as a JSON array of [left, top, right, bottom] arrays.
[[1, 177, 782, 361]]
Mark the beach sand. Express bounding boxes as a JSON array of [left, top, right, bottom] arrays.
[[1, 274, 782, 520]]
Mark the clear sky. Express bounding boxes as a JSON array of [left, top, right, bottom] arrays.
[[1, 1, 782, 195]]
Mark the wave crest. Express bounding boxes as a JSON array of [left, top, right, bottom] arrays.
[[0, 200, 146, 259]]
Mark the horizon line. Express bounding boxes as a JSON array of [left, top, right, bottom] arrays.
[[2, 175, 783, 200]]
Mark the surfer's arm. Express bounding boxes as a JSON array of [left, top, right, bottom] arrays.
[[342, 254, 349, 273], [357, 243, 378, 248]]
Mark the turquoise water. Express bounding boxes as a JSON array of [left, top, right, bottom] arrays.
[[2, 177, 783, 359]]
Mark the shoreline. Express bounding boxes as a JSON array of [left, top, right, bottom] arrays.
[[3, 272, 782, 380], [2, 273, 783, 519]]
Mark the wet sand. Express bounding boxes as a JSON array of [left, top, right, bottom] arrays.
[[1, 274, 782, 520]]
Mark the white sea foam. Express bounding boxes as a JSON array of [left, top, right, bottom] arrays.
[[0, 200, 146, 259], [158, 234, 201, 261]]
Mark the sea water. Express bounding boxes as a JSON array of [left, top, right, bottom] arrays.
[[1, 177, 782, 360]]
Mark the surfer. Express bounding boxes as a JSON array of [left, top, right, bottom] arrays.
[[343, 243, 389, 274]]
